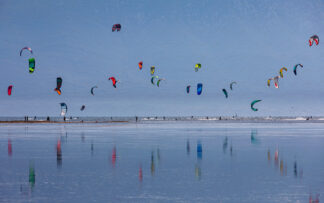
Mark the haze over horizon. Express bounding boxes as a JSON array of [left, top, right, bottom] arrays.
[[1, 0, 324, 117]]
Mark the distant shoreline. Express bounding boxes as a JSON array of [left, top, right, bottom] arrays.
[[0, 116, 324, 124], [0, 120, 128, 124]]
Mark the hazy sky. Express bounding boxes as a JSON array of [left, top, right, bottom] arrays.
[[0, 0, 324, 117]]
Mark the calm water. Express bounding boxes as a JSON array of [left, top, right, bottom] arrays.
[[0, 122, 323, 203]]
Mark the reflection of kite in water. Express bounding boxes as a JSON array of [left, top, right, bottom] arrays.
[[293, 64, 303, 75], [151, 151, 155, 176], [80, 105, 85, 111], [139, 165, 143, 182], [8, 85, 13, 96], [109, 77, 118, 88], [197, 83, 203, 95], [20, 47, 33, 56], [230, 82, 237, 90], [54, 77, 62, 95], [279, 67, 287, 78], [29, 58, 36, 73], [197, 141, 202, 159], [138, 61, 143, 70], [112, 24, 121, 32], [195, 63, 201, 72], [8, 139, 12, 156], [57, 139, 62, 167], [222, 89, 228, 98], [150, 66, 155, 75], [186, 85, 191, 94], [111, 146, 117, 166], [90, 86, 98, 95], [60, 103, 67, 116], [309, 35, 319, 47], [251, 129, 260, 144], [251, 100, 262, 111], [29, 163, 35, 188]]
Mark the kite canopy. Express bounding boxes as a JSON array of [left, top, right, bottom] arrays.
[[195, 63, 201, 72], [186, 85, 191, 94], [150, 66, 155, 75], [279, 67, 287, 78], [60, 103, 67, 116], [112, 24, 121, 32], [293, 64, 303, 75], [29, 58, 36, 73], [268, 77, 279, 88], [91, 86, 98, 95], [55, 77, 62, 95], [273, 76, 280, 88], [157, 78, 165, 87], [230, 82, 237, 90], [8, 85, 13, 96], [138, 61, 143, 70], [80, 105, 85, 111], [20, 47, 33, 56], [267, 78, 272, 87], [222, 89, 228, 98], [309, 35, 319, 46], [151, 76, 159, 85], [109, 77, 117, 88], [251, 100, 262, 111], [197, 83, 203, 95]]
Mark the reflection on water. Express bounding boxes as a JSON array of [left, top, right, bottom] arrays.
[[1, 122, 324, 202], [111, 145, 117, 168], [186, 139, 190, 155], [223, 136, 228, 153], [57, 139, 62, 168], [29, 162, 35, 189], [150, 151, 155, 176], [8, 139, 12, 156], [139, 164, 143, 182]]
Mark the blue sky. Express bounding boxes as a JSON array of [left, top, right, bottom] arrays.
[[0, 0, 324, 116]]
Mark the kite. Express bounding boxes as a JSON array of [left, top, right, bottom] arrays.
[[195, 63, 201, 72], [29, 58, 36, 73], [150, 66, 155, 75], [54, 77, 62, 95], [230, 82, 237, 90], [60, 103, 68, 116], [19, 47, 33, 56], [309, 35, 319, 46], [151, 76, 159, 85], [8, 85, 13, 96], [279, 67, 287, 78], [112, 24, 121, 32], [109, 77, 118, 88], [222, 89, 228, 98], [157, 78, 165, 87], [197, 83, 203, 95], [251, 100, 262, 111], [186, 85, 191, 94], [273, 76, 280, 88], [91, 86, 98, 95], [293, 64, 303, 75]]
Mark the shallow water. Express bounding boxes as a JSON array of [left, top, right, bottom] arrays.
[[0, 122, 323, 203]]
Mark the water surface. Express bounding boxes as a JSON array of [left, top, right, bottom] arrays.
[[0, 122, 323, 202]]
